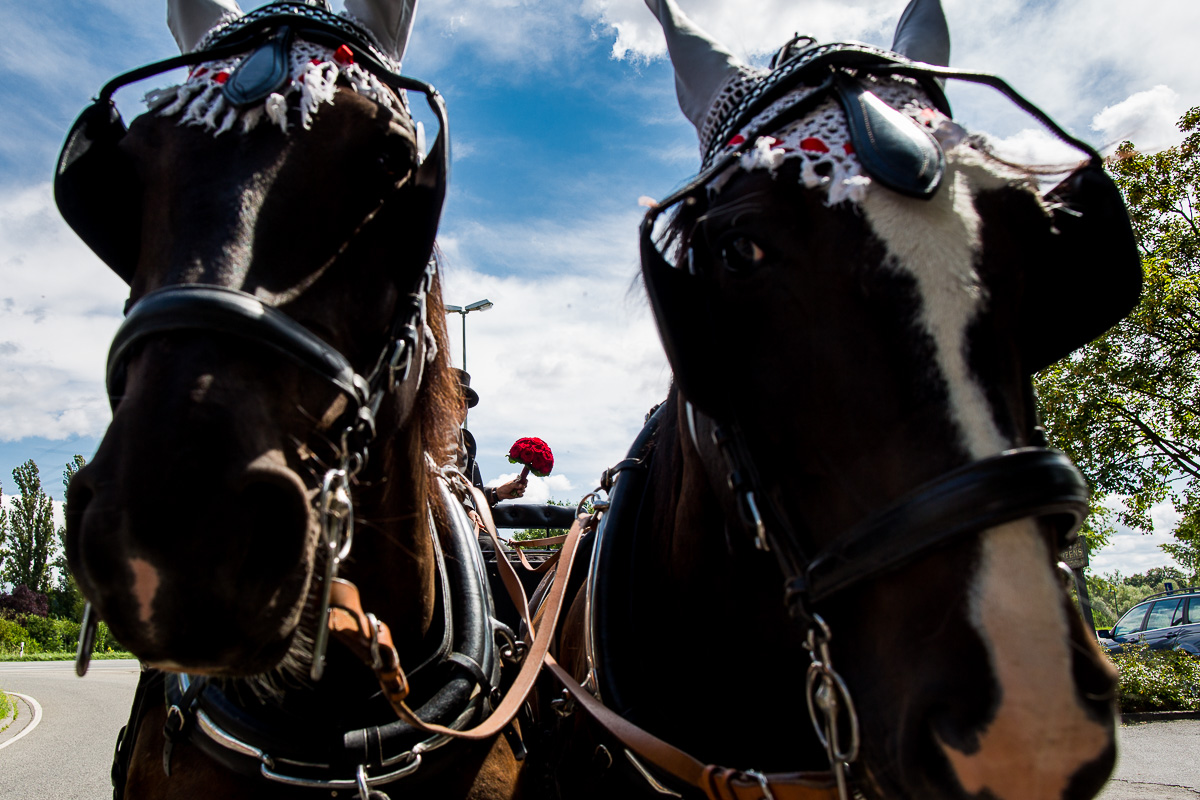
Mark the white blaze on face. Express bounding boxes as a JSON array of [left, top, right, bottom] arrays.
[[859, 154, 1006, 458], [860, 151, 1111, 798], [943, 520, 1111, 798]]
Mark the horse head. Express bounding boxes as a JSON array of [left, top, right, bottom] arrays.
[[632, 1, 1141, 798], [59, 2, 456, 678]]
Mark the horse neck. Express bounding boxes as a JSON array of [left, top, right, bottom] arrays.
[[631, 394, 826, 769]]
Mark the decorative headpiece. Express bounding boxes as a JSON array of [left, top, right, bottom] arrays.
[[644, 0, 956, 204], [159, 0, 418, 135]]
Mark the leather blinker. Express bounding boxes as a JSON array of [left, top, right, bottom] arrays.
[[222, 25, 295, 107], [832, 73, 945, 199]]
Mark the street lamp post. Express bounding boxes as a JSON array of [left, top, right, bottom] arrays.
[[444, 299, 493, 371]]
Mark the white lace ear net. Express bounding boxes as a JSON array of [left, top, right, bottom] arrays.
[[702, 71, 967, 206], [145, 29, 403, 136]]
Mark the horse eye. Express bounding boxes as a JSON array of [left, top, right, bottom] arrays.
[[718, 235, 766, 272]]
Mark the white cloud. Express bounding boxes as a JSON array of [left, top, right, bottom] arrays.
[[1088, 498, 1185, 577], [487, 471, 575, 504], [0, 184, 126, 442], [981, 127, 1089, 170], [439, 206, 671, 504], [1092, 85, 1188, 153], [582, 0, 1200, 151]]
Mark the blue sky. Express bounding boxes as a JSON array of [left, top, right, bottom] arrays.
[[1, 0, 1197, 575]]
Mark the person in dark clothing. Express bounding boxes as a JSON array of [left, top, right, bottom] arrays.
[[453, 370, 527, 521]]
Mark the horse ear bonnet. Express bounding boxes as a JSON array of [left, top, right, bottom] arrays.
[[55, 101, 142, 284], [1019, 161, 1142, 373], [54, 2, 449, 288]]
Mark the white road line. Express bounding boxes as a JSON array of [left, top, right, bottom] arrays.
[[0, 692, 43, 750]]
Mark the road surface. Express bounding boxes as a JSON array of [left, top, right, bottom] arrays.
[[0, 660, 138, 800], [1, 661, 1196, 798]]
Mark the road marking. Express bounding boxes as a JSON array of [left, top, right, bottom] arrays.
[[0, 692, 43, 750]]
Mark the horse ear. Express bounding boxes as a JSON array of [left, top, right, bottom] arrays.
[[343, 0, 419, 64], [643, 0, 747, 135], [167, 0, 244, 53], [1017, 161, 1142, 373], [890, 0, 950, 67]]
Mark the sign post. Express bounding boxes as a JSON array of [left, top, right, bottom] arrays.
[[1060, 540, 1096, 632]]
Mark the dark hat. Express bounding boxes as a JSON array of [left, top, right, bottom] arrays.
[[454, 369, 479, 408]]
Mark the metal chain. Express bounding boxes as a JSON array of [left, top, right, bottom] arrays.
[[803, 614, 860, 800], [310, 465, 356, 681]]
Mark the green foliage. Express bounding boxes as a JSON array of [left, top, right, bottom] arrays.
[[0, 613, 109, 655], [1, 461, 55, 593], [1035, 107, 1200, 554], [17, 615, 81, 652], [1107, 644, 1200, 712], [0, 618, 34, 653], [509, 498, 592, 550], [1083, 568, 1191, 628], [1085, 573, 1156, 628], [0, 685, 11, 721], [49, 457, 86, 618]]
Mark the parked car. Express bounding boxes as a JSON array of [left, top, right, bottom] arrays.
[[1096, 586, 1200, 655]]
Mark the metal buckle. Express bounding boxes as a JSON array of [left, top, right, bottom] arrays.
[[366, 612, 384, 671], [743, 769, 777, 800], [386, 335, 413, 392]]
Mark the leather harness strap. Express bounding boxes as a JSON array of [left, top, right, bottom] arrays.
[[327, 489, 589, 743], [544, 655, 838, 800]]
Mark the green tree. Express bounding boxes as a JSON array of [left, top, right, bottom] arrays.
[[1, 461, 56, 594], [0, 480, 7, 580], [1036, 107, 1200, 554], [48, 456, 86, 619]]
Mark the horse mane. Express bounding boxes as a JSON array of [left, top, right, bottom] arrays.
[[418, 260, 459, 468]]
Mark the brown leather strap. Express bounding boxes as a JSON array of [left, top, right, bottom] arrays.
[[327, 510, 589, 743], [328, 579, 411, 709], [544, 655, 838, 800], [470, 486, 535, 634]]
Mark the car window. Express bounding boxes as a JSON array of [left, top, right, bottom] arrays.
[[1145, 598, 1183, 631], [1187, 596, 1200, 625], [1112, 602, 1153, 637]]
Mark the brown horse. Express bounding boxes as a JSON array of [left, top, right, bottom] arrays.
[[545, 3, 1142, 800], [58, 4, 529, 798]]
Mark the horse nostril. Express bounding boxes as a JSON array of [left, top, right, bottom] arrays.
[[231, 467, 311, 582]]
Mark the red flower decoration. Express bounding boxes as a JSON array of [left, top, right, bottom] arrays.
[[727, 134, 746, 147], [843, 142, 855, 155], [214, 71, 229, 84], [800, 137, 829, 153], [508, 437, 554, 477], [334, 45, 355, 65]]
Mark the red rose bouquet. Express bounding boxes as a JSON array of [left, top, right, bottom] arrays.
[[508, 437, 554, 479]]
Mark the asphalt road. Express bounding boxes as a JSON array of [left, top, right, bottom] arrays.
[[1099, 719, 1200, 799], [0, 660, 139, 800], [1, 661, 1197, 799]]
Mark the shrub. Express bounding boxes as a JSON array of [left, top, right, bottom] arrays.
[[1108, 645, 1200, 712], [0, 618, 34, 654], [0, 586, 49, 618], [17, 615, 81, 652]]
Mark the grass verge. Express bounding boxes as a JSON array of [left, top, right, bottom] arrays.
[[0, 651, 134, 662]]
